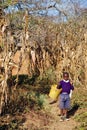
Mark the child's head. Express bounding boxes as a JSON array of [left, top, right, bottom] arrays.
[[63, 72, 69, 81]]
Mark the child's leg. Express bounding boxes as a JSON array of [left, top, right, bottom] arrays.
[[64, 95, 70, 120], [59, 94, 65, 121], [59, 109, 64, 121], [63, 109, 69, 121], [59, 94, 64, 116], [63, 109, 68, 117], [60, 109, 64, 116]]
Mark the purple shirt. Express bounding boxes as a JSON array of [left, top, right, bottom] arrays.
[[58, 80, 74, 94]]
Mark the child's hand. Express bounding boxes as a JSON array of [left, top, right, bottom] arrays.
[[57, 82, 61, 89], [70, 80, 73, 85]]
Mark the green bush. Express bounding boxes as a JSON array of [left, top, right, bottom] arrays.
[[36, 67, 57, 94], [2, 90, 48, 115], [74, 112, 87, 130], [0, 118, 25, 130]]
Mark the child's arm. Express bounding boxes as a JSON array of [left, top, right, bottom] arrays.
[[57, 81, 62, 89], [70, 80, 74, 90]]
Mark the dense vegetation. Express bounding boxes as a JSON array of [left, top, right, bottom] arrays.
[[0, 1, 87, 130]]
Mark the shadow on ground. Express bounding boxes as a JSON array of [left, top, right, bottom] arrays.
[[68, 103, 79, 117]]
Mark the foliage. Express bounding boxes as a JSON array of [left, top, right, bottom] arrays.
[[0, 0, 12, 8], [72, 89, 87, 130], [0, 117, 25, 130], [72, 89, 87, 109], [1, 88, 49, 115], [36, 67, 57, 94], [0, 1, 87, 129], [26, 91, 49, 110], [0, 0, 18, 8], [7, 71, 41, 89], [74, 112, 87, 130], [10, 74, 37, 86]]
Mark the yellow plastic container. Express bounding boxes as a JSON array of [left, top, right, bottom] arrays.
[[49, 84, 62, 100]]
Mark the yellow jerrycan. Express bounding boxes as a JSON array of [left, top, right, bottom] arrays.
[[49, 84, 62, 100]]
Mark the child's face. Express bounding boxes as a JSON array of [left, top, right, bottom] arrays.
[[63, 74, 69, 81]]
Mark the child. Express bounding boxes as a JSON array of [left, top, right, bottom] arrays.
[[57, 72, 74, 121]]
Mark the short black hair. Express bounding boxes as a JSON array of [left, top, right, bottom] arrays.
[[63, 72, 69, 77]]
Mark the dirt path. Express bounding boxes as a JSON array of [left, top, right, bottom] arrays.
[[23, 98, 79, 130], [48, 100, 78, 130]]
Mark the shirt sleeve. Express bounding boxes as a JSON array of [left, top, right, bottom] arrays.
[[57, 81, 62, 89], [70, 84, 74, 90]]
